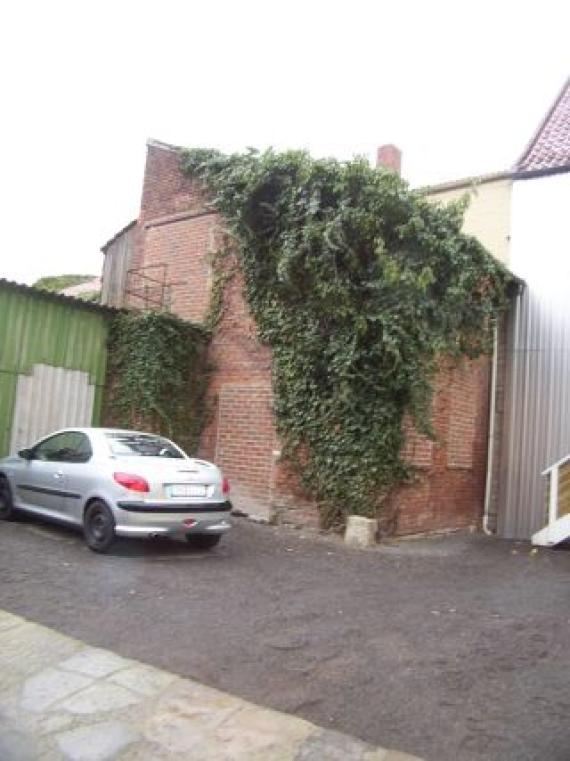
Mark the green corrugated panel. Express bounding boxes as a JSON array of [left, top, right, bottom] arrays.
[[0, 284, 108, 381], [0, 290, 24, 371], [0, 373, 17, 456], [0, 281, 110, 455]]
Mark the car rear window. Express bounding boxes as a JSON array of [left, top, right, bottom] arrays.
[[105, 433, 184, 458]]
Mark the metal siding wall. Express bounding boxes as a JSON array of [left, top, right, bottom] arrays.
[[498, 294, 570, 537], [101, 227, 134, 307], [9, 366, 95, 453], [497, 174, 570, 538], [0, 282, 109, 456], [0, 375, 17, 458]]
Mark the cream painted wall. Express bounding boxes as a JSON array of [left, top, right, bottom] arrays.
[[426, 178, 512, 266]]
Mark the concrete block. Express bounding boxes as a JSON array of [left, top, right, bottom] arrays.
[[59, 683, 141, 715], [344, 516, 378, 548], [56, 721, 139, 760], [0, 625, 80, 678], [21, 668, 93, 712], [59, 649, 128, 679], [108, 664, 178, 697]]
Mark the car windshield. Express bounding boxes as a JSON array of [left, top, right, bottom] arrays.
[[105, 433, 185, 458]]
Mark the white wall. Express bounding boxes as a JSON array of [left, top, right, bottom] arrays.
[[510, 172, 570, 303]]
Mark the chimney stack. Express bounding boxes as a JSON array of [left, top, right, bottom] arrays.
[[376, 144, 402, 175]]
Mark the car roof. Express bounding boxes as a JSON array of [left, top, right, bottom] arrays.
[[41, 427, 166, 438]]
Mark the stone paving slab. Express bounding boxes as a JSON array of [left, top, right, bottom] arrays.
[[0, 610, 424, 761]]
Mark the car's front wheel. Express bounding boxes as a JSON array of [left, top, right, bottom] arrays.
[[185, 533, 221, 550], [83, 500, 116, 553], [0, 477, 15, 521]]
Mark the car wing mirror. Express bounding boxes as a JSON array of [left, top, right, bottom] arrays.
[[18, 448, 34, 460]]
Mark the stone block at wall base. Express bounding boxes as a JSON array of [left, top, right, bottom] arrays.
[[345, 516, 378, 548]]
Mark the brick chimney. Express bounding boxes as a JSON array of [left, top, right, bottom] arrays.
[[376, 144, 402, 175]]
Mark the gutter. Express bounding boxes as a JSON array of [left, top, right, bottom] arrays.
[[483, 323, 499, 534]]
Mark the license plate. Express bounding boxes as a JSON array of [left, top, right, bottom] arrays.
[[167, 484, 207, 498]]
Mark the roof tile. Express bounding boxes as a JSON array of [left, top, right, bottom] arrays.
[[516, 78, 570, 172]]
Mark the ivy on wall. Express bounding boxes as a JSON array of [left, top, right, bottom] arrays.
[[105, 311, 210, 455], [182, 148, 513, 526], [204, 244, 237, 331]]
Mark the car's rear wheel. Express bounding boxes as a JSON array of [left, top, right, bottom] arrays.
[[185, 533, 221, 550], [84, 500, 116, 553], [0, 477, 15, 520]]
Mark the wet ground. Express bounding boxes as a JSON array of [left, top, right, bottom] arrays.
[[1, 514, 569, 761]]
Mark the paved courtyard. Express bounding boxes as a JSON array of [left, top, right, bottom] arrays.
[[1, 515, 569, 760], [0, 611, 417, 760]]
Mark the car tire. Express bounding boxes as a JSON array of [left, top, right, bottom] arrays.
[[0, 477, 15, 521], [83, 500, 116, 553], [185, 533, 222, 550]]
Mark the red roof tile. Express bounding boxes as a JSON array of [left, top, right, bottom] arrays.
[[516, 77, 570, 173]]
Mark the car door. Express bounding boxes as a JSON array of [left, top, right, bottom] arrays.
[[57, 431, 94, 522], [14, 432, 80, 518]]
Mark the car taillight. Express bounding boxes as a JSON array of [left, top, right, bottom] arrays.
[[113, 472, 150, 493], [222, 476, 230, 495]]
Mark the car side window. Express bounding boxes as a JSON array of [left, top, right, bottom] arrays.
[[34, 433, 72, 462], [33, 432, 92, 463], [69, 433, 93, 463]]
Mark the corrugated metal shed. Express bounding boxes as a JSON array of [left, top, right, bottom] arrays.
[[0, 279, 112, 455], [496, 172, 570, 538], [498, 289, 570, 537]]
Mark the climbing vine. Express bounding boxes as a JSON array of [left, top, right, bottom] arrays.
[[105, 311, 210, 455], [182, 148, 512, 526], [204, 244, 237, 331]]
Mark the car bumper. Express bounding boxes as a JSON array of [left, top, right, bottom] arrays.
[[113, 500, 232, 538]]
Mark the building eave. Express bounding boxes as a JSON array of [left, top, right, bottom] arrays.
[[101, 219, 137, 253], [146, 138, 183, 154], [512, 163, 570, 182], [0, 278, 118, 314], [419, 170, 514, 196]]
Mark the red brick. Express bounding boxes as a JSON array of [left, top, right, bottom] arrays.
[[114, 140, 492, 535]]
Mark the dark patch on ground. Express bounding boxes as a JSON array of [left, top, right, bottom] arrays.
[[1, 514, 569, 761]]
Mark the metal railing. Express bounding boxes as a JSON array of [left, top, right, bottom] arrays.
[[541, 454, 570, 528]]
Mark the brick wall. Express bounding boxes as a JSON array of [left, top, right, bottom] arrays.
[[271, 457, 321, 530], [137, 214, 217, 322], [140, 141, 204, 222], [213, 384, 276, 519], [127, 141, 216, 316], [393, 357, 490, 536], [198, 263, 280, 519], [111, 140, 492, 536]]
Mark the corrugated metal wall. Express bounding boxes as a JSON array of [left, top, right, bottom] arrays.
[[0, 281, 109, 456], [498, 290, 570, 537], [9, 365, 95, 454], [101, 223, 135, 307], [496, 173, 570, 539]]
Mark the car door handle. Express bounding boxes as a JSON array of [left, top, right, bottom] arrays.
[[54, 471, 64, 480]]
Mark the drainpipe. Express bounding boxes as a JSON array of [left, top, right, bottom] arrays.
[[483, 323, 498, 535]]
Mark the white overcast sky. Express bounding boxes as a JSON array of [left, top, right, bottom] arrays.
[[1, 0, 568, 284]]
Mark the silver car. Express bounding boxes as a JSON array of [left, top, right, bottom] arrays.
[[0, 428, 231, 552]]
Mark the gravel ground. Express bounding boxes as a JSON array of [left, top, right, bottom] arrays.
[[1, 514, 569, 761]]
